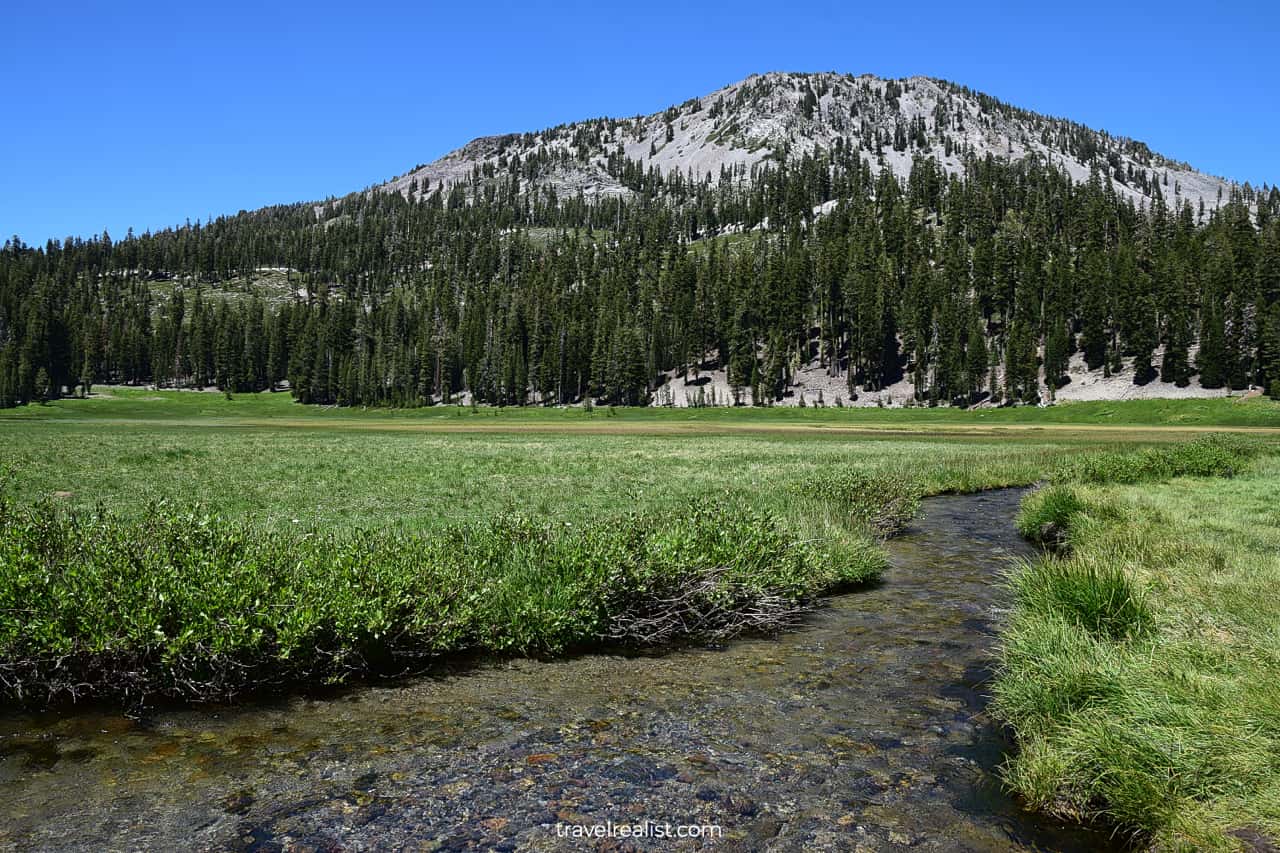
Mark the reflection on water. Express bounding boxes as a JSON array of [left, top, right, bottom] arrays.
[[0, 490, 1117, 851]]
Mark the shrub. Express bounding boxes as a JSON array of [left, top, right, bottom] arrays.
[[0, 490, 886, 705]]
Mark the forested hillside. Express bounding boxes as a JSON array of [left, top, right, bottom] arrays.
[[3, 73, 1279, 409]]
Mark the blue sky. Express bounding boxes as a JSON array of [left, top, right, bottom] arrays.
[[3, 1, 1276, 245]]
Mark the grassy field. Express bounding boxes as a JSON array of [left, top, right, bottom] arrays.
[[3, 391, 1031, 704], [5, 388, 1279, 530], [6, 386, 1280, 429], [995, 447, 1280, 849], [4, 389, 1280, 850]]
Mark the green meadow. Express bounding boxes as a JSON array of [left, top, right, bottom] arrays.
[[3, 390, 1280, 847], [5, 388, 1278, 529]]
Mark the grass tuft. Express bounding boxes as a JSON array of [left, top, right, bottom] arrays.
[[1016, 485, 1086, 548], [1009, 555, 1153, 642]]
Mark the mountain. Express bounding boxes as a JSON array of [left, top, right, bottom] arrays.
[[381, 71, 1236, 215], [2, 71, 1278, 411]]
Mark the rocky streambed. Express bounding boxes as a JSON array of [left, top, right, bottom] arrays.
[[0, 490, 1116, 851]]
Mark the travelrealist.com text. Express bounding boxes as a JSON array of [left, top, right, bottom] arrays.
[[555, 820, 723, 840]]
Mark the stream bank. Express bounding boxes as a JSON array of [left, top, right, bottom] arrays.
[[0, 490, 1116, 851]]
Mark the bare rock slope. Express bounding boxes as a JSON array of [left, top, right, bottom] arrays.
[[382, 71, 1235, 214]]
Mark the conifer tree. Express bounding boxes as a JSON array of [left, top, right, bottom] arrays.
[[1261, 303, 1280, 399], [79, 352, 94, 397], [34, 367, 50, 404]]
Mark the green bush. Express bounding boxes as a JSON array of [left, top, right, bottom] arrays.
[[0, 489, 888, 705]]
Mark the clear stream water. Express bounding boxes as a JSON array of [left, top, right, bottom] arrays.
[[0, 490, 1118, 851]]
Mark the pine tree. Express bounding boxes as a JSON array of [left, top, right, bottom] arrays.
[[1260, 302, 1280, 399], [1197, 300, 1227, 389], [1043, 318, 1070, 392], [964, 315, 987, 400], [1197, 242, 1234, 389], [79, 352, 94, 397], [1127, 295, 1159, 385], [34, 367, 50, 404], [1078, 251, 1109, 371]]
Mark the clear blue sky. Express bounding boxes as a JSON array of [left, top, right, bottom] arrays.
[[3, 0, 1276, 245]]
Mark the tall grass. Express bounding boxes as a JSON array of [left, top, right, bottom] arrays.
[[1006, 555, 1153, 642], [1050, 432, 1262, 485], [1019, 434, 1262, 549], [994, 447, 1280, 849], [788, 468, 923, 536]]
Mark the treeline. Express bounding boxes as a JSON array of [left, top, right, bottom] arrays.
[[3, 149, 1280, 409]]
